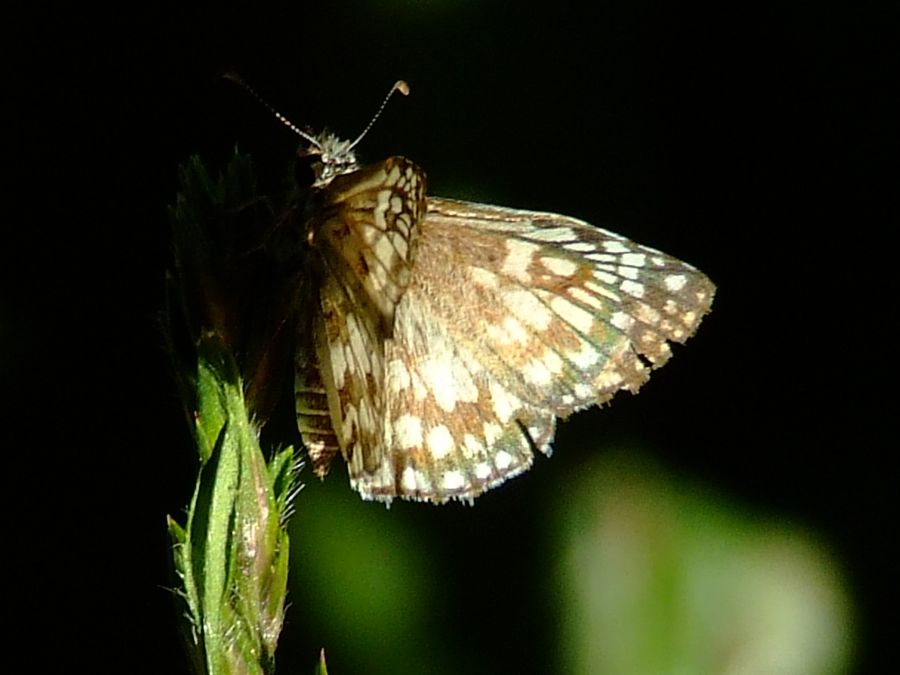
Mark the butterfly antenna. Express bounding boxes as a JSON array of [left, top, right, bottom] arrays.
[[348, 80, 410, 150], [222, 72, 322, 149]]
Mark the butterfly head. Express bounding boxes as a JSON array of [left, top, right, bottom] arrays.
[[298, 78, 410, 187], [299, 132, 360, 187]]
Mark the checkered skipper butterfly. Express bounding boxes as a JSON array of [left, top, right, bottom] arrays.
[[232, 77, 715, 504]]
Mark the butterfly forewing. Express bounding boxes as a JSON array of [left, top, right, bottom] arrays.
[[296, 157, 426, 488], [425, 198, 715, 402], [296, 155, 714, 504], [310, 157, 425, 331]]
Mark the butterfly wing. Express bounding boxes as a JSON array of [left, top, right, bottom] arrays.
[[364, 197, 715, 502], [422, 198, 716, 409], [296, 159, 714, 504], [295, 157, 425, 485]]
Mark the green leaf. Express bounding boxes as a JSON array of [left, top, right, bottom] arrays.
[[166, 152, 300, 674]]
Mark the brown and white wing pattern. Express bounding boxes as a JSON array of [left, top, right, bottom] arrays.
[[295, 157, 424, 485], [296, 158, 714, 504]]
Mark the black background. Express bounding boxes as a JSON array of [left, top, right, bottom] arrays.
[[6, 1, 895, 673]]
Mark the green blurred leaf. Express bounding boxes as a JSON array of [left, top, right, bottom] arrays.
[[555, 451, 855, 675]]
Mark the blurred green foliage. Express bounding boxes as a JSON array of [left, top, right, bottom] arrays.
[[286, 450, 855, 675]]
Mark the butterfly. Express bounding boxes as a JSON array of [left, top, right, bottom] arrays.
[[240, 79, 716, 504]]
